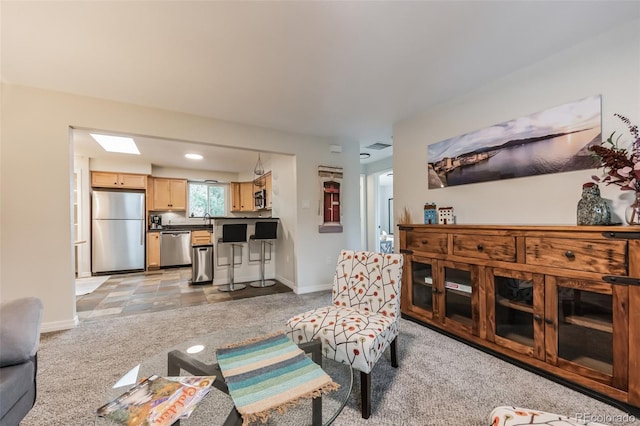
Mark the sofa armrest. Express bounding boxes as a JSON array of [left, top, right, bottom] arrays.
[[0, 297, 43, 367]]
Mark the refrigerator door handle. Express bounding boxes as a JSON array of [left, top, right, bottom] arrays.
[[141, 221, 145, 245]]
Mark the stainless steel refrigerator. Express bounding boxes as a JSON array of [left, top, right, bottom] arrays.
[[92, 190, 145, 273]]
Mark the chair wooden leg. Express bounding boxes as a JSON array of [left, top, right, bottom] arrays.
[[391, 337, 398, 368], [360, 371, 371, 419]]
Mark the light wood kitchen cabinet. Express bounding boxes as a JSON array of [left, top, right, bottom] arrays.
[[230, 181, 254, 212], [399, 224, 640, 413], [146, 177, 155, 216], [152, 178, 187, 210], [91, 171, 147, 189], [263, 172, 273, 209], [241, 182, 254, 211], [147, 232, 160, 269], [191, 230, 212, 245], [253, 171, 273, 210], [230, 172, 273, 212]]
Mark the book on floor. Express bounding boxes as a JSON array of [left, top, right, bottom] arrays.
[[96, 374, 215, 426]]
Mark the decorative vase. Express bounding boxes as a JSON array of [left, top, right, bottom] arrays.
[[625, 192, 640, 226], [576, 182, 611, 226]]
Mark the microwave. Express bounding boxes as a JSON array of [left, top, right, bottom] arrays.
[[254, 189, 266, 209]]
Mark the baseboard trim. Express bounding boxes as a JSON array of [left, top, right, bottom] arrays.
[[275, 275, 295, 290], [294, 282, 333, 294], [210, 274, 276, 286], [41, 316, 78, 333]]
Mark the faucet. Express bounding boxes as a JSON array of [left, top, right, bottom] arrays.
[[203, 213, 212, 226]]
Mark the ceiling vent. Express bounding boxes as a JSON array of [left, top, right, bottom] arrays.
[[365, 142, 392, 150]]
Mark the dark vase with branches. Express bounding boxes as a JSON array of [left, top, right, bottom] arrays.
[[590, 113, 640, 225]]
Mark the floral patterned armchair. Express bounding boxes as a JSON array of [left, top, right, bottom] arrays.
[[490, 406, 609, 426], [285, 250, 404, 419]]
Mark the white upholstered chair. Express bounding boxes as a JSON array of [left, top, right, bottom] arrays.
[[285, 250, 404, 418], [490, 406, 609, 426]]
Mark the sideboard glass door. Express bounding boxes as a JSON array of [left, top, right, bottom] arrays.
[[408, 255, 437, 320], [546, 276, 628, 390], [488, 268, 544, 359], [441, 261, 477, 335]]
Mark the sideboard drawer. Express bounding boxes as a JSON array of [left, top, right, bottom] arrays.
[[453, 235, 516, 262], [525, 237, 627, 275], [406, 231, 448, 254]]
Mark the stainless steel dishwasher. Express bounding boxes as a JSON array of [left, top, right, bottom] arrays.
[[160, 231, 192, 267]]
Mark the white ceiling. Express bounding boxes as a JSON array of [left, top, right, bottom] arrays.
[[72, 128, 272, 174], [3, 1, 639, 168]]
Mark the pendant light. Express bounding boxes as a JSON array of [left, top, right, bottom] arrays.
[[253, 153, 265, 177]]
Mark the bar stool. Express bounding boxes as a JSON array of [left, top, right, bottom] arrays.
[[250, 221, 278, 288], [218, 223, 247, 292]]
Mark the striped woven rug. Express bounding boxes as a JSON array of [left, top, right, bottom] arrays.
[[216, 333, 339, 425]]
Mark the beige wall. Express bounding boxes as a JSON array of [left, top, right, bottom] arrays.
[[0, 86, 360, 331], [270, 154, 297, 288], [394, 20, 640, 227]]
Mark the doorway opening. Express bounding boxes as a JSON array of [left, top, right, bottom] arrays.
[[376, 170, 394, 253]]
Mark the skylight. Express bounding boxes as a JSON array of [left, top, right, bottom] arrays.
[[90, 133, 140, 155]]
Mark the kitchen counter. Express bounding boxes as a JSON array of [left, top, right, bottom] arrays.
[[213, 217, 279, 221], [153, 224, 213, 231], [149, 218, 278, 232]]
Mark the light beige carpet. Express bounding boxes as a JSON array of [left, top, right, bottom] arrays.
[[25, 292, 636, 426]]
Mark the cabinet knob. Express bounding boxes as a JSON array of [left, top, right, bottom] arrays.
[[544, 318, 553, 325], [564, 250, 575, 260], [421, 240, 428, 244], [476, 244, 484, 251], [534, 314, 542, 321]]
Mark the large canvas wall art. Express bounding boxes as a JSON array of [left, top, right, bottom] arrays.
[[427, 95, 602, 189]]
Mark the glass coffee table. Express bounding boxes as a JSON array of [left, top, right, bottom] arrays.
[[95, 328, 353, 426]]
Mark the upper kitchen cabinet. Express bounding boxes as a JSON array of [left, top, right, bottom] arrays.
[[152, 178, 187, 210], [254, 172, 272, 210], [91, 171, 147, 189], [230, 181, 254, 212]]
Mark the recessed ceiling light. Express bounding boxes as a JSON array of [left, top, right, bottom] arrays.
[[90, 133, 140, 155], [360, 153, 371, 159], [185, 153, 203, 160]]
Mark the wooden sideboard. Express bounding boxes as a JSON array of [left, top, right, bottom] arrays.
[[398, 224, 640, 414]]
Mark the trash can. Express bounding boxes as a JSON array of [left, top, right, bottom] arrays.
[[191, 244, 213, 284]]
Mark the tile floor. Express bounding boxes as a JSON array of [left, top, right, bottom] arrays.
[[76, 267, 292, 322]]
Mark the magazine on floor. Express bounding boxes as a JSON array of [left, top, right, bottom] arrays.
[[96, 374, 215, 426]]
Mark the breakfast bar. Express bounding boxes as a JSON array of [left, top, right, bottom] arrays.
[[147, 216, 280, 288], [212, 217, 279, 288]]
